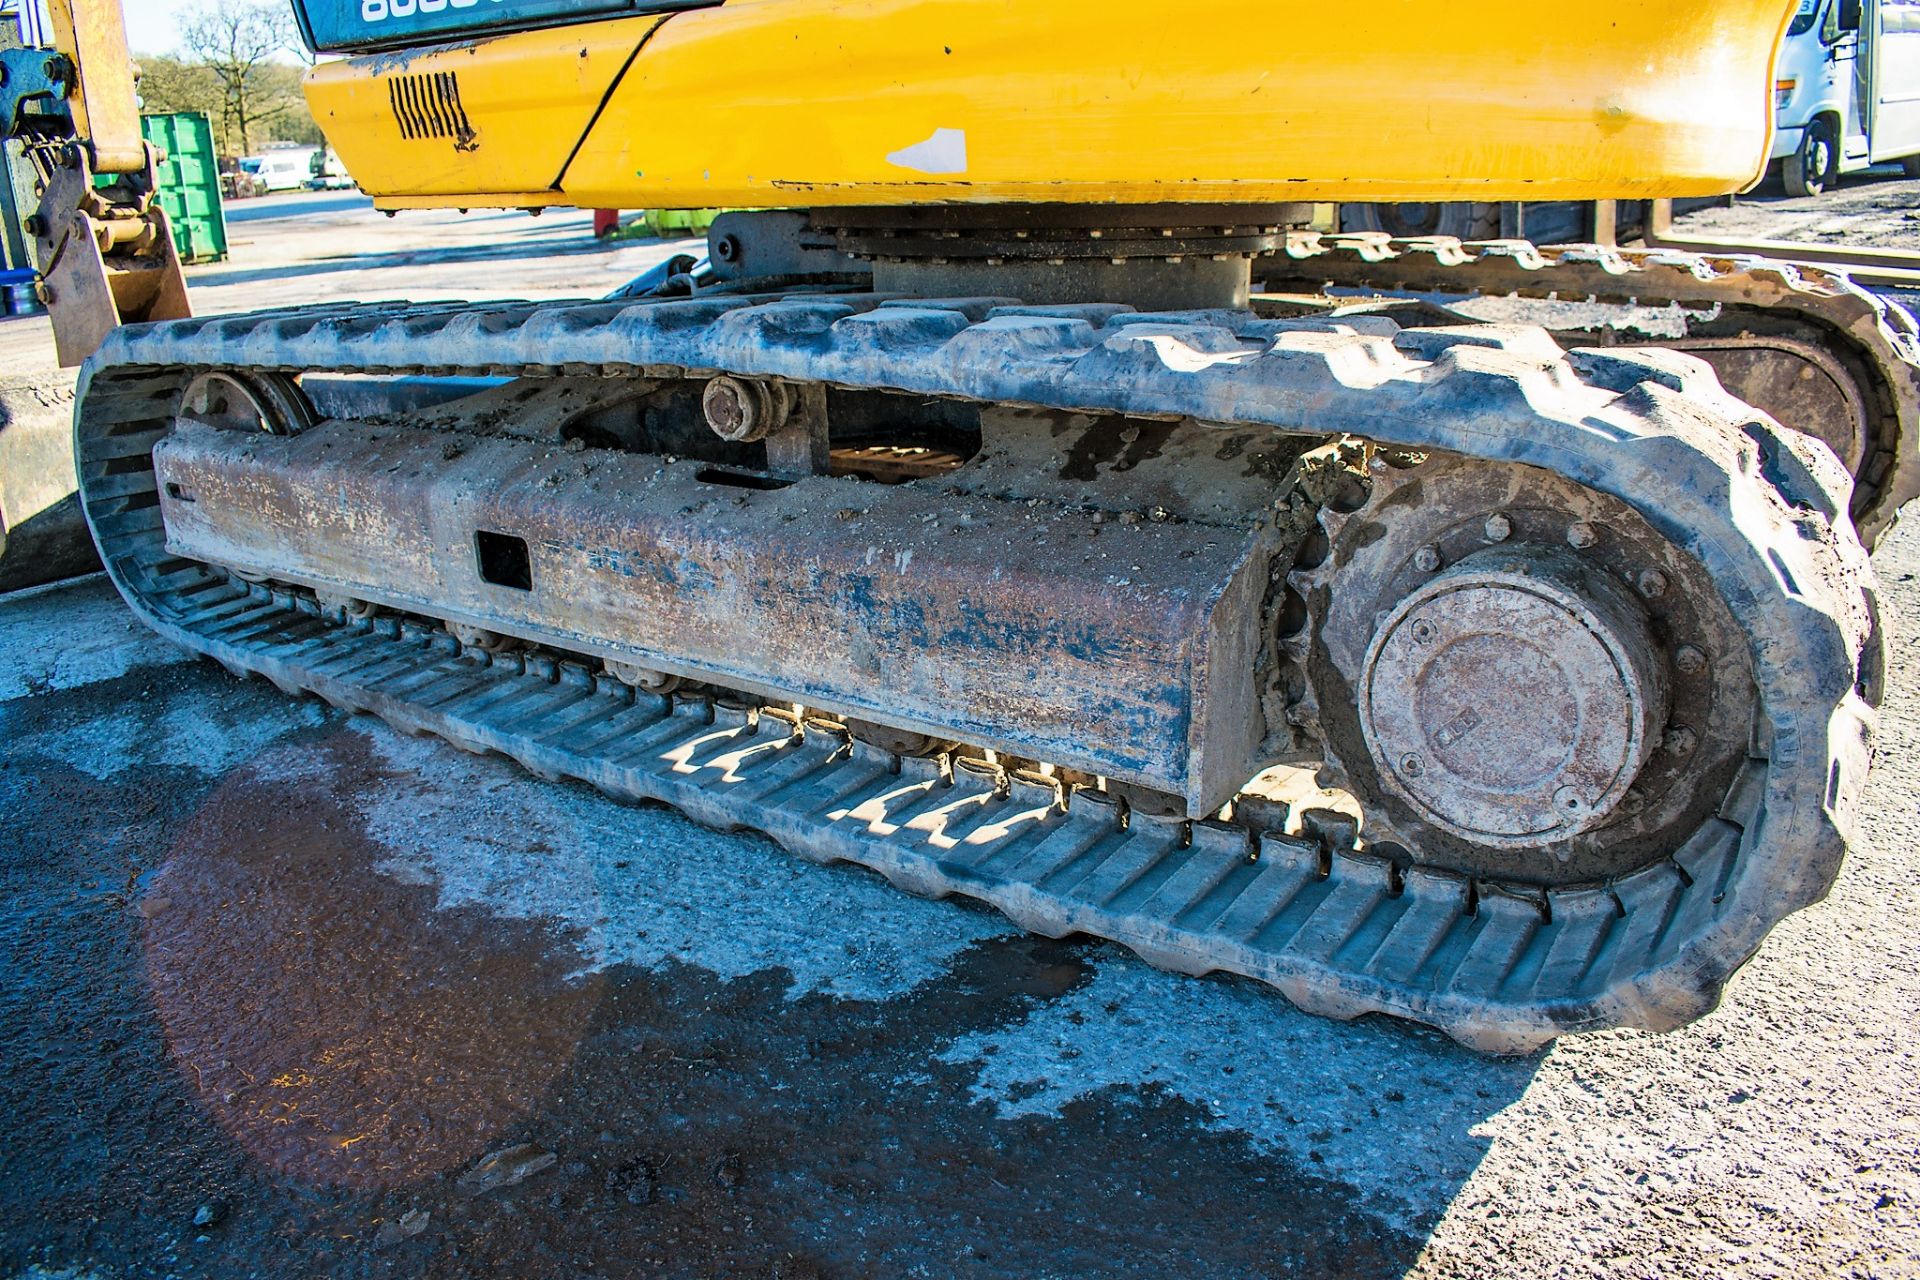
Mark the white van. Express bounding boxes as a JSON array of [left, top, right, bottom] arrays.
[[239, 149, 320, 194], [1773, 0, 1920, 194]]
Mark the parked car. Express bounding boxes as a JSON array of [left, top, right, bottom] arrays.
[[239, 148, 320, 193]]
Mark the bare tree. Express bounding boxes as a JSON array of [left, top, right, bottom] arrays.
[[179, 0, 298, 156]]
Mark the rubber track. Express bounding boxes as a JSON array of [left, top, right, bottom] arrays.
[[1262, 231, 1920, 545], [75, 293, 1880, 1052]]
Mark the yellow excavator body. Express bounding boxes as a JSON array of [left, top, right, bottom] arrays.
[[305, 0, 1797, 211]]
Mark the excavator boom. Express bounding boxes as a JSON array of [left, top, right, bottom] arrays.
[[0, 0, 188, 366], [0, 0, 195, 590]]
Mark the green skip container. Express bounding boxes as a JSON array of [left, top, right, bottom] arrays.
[[140, 111, 228, 265]]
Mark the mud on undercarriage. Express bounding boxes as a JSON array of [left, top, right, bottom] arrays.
[[74, 287, 1879, 1052]]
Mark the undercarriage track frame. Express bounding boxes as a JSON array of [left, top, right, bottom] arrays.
[[73, 289, 1877, 1053]]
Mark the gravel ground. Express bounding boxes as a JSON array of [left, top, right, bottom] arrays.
[[1684, 165, 1920, 251], [2, 191, 1918, 1278]]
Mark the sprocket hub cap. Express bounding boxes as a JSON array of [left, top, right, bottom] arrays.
[[1359, 547, 1666, 847]]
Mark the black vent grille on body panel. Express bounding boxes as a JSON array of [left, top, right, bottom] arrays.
[[389, 72, 478, 150]]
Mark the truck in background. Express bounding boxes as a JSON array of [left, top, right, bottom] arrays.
[[238, 146, 318, 194], [308, 146, 354, 191], [1775, 0, 1920, 194]]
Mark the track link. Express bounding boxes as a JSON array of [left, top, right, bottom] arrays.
[[1261, 231, 1920, 545], [75, 291, 1881, 1052]]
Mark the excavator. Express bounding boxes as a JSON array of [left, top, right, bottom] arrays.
[[0, 0, 1904, 1052]]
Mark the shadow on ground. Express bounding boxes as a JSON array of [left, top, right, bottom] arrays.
[[223, 193, 377, 224], [183, 233, 620, 292]]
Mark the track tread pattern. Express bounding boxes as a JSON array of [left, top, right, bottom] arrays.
[[1263, 230, 1920, 543]]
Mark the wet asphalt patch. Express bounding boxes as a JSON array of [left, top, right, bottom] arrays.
[[8, 526, 1918, 1278], [1, 661, 1449, 1279]]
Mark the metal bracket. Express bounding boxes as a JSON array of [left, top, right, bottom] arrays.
[[28, 143, 191, 366], [705, 211, 863, 284], [763, 383, 830, 478], [0, 48, 76, 142]]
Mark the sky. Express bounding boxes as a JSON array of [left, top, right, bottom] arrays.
[[123, 0, 196, 56], [6, 0, 199, 57], [9, 0, 305, 60]]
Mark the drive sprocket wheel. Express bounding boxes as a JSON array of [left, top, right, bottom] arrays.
[[1276, 343, 1882, 1038], [1289, 450, 1761, 887]]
